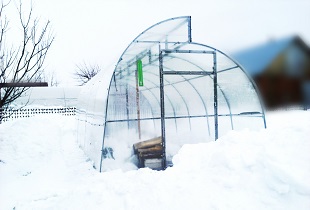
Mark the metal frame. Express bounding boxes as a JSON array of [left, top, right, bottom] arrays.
[[159, 49, 219, 167], [97, 16, 267, 172]]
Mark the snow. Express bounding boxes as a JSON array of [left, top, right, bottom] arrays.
[[0, 110, 310, 209]]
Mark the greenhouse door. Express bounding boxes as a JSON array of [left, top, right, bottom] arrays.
[[159, 49, 218, 169]]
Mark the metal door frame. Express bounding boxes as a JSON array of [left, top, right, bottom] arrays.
[[159, 48, 218, 169]]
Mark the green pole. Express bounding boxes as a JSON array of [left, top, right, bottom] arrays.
[[137, 59, 144, 86]]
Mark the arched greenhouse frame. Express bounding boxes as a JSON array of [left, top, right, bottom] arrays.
[[77, 16, 267, 172]]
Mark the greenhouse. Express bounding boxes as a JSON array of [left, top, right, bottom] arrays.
[[76, 16, 267, 172]]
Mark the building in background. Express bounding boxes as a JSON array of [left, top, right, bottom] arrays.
[[233, 36, 310, 109]]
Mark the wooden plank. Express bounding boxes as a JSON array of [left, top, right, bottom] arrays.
[[133, 136, 162, 153], [137, 145, 163, 154]]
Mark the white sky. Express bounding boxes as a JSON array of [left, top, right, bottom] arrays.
[[5, 0, 310, 86]]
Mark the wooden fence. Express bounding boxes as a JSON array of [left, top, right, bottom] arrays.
[[1, 107, 76, 122]]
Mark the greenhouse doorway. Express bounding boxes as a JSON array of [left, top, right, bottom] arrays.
[[159, 49, 219, 169]]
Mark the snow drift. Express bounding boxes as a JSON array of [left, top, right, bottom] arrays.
[[0, 110, 309, 209]]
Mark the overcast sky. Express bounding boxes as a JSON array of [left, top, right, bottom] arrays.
[[5, 0, 310, 86]]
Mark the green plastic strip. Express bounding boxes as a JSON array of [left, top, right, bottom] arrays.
[[137, 59, 144, 86]]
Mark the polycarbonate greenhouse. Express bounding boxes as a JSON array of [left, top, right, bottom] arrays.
[[76, 16, 266, 172]]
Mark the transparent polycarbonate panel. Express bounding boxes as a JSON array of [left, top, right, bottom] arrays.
[[76, 67, 113, 170], [216, 52, 239, 72], [77, 17, 267, 172], [106, 81, 155, 122], [232, 116, 266, 131], [186, 75, 215, 115], [164, 75, 211, 116], [141, 71, 160, 90], [177, 42, 212, 51], [217, 67, 262, 114], [136, 17, 190, 43], [116, 17, 190, 78], [187, 117, 214, 141], [116, 42, 161, 81], [101, 119, 161, 171], [83, 122, 104, 169], [165, 117, 214, 162], [163, 53, 214, 72], [140, 89, 161, 117], [163, 83, 187, 117], [218, 116, 234, 138], [217, 86, 232, 116]]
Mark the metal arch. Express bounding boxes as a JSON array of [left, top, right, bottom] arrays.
[[188, 42, 267, 128], [145, 69, 192, 130], [165, 54, 234, 131], [100, 72, 116, 172]]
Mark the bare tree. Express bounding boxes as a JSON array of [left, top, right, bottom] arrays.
[[0, 1, 54, 122], [74, 62, 101, 86]]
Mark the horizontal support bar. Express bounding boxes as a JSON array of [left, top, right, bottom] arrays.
[[0, 82, 48, 88], [217, 66, 239, 73], [162, 49, 215, 54], [135, 40, 189, 44], [106, 112, 263, 123], [163, 71, 214, 75]]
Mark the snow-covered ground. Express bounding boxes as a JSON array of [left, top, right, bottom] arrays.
[[0, 110, 309, 209]]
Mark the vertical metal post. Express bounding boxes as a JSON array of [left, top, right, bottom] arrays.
[[188, 16, 192, 42], [135, 61, 142, 140], [159, 45, 166, 169], [213, 51, 219, 140], [148, 50, 152, 64], [125, 84, 130, 129]]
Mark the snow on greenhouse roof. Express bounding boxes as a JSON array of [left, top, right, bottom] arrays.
[[232, 36, 296, 76]]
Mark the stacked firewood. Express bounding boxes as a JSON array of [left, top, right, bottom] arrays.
[[133, 136, 163, 169]]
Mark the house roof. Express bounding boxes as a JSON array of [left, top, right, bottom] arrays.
[[232, 36, 307, 76]]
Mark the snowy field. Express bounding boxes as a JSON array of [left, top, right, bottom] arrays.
[[0, 110, 309, 210]]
